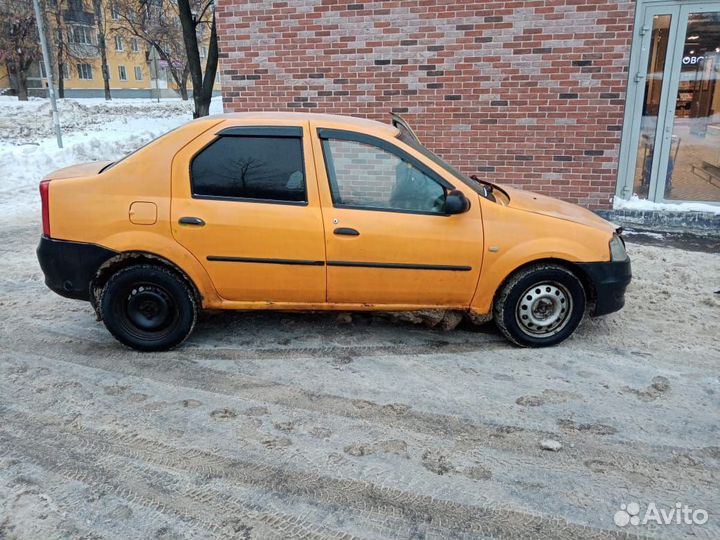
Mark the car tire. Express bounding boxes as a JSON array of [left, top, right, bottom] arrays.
[[100, 264, 197, 352], [493, 263, 586, 348]]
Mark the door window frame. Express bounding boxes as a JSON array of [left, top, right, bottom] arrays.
[[317, 128, 457, 217], [616, 0, 720, 204]]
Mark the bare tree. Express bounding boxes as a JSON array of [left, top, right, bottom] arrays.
[[177, 0, 217, 117], [44, 0, 84, 98], [112, 0, 190, 100], [0, 0, 41, 100], [48, 0, 67, 97], [91, 0, 111, 99]]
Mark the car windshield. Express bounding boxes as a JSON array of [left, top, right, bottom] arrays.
[[395, 131, 496, 201]]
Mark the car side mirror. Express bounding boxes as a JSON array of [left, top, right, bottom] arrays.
[[444, 190, 471, 214]]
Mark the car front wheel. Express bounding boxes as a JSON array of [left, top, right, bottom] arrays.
[[100, 264, 197, 351], [493, 264, 586, 347]]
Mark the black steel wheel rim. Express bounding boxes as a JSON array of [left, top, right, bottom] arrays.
[[117, 282, 179, 338]]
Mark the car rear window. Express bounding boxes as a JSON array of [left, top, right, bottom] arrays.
[[191, 135, 306, 203]]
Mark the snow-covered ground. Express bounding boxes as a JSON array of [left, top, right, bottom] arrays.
[[0, 97, 223, 225]]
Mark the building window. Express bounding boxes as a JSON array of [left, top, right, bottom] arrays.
[[134, 66, 143, 80], [71, 26, 92, 45], [131, 38, 139, 52], [115, 36, 123, 51], [77, 63, 93, 80], [43, 63, 70, 79], [118, 65, 127, 80], [191, 135, 306, 203], [110, 2, 119, 19]]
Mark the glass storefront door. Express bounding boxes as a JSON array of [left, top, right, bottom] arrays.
[[619, 2, 720, 203], [665, 11, 720, 200]]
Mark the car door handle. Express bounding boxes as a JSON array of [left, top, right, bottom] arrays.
[[334, 227, 360, 236], [179, 216, 205, 226]]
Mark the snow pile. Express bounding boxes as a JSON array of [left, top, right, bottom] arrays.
[[614, 194, 720, 215], [0, 97, 196, 144], [0, 97, 223, 225]]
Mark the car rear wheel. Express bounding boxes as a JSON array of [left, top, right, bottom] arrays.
[[100, 265, 197, 351], [493, 264, 586, 347]]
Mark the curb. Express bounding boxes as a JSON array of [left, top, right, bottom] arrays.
[[596, 209, 720, 236]]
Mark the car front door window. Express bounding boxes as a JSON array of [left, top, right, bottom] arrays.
[[322, 138, 446, 214]]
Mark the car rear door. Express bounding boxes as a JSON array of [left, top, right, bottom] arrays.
[[170, 120, 326, 304], [312, 126, 483, 307]]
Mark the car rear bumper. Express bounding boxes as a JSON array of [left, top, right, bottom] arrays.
[[37, 236, 118, 301], [577, 258, 632, 317]]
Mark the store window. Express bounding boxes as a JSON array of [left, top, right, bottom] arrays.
[[666, 12, 720, 201], [625, 5, 720, 203]]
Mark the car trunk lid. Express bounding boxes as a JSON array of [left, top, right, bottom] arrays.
[[43, 161, 113, 180]]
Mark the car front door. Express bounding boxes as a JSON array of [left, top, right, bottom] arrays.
[[314, 128, 484, 307], [171, 122, 326, 304]]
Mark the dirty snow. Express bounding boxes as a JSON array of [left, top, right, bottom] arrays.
[[0, 98, 718, 540], [614, 194, 720, 214]]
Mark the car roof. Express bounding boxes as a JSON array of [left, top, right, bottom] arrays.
[[203, 111, 399, 136]]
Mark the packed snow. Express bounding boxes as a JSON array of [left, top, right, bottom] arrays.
[[0, 97, 223, 226], [614, 194, 720, 214]]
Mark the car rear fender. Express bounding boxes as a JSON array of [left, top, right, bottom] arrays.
[[94, 231, 222, 308]]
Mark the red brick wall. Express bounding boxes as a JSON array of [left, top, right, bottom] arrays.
[[216, 0, 636, 209]]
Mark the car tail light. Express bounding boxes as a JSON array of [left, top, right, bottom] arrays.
[[40, 180, 51, 238]]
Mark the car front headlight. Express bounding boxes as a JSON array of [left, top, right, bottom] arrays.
[[609, 234, 628, 261]]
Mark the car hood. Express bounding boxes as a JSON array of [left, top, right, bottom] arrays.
[[497, 184, 615, 233], [43, 161, 113, 180]]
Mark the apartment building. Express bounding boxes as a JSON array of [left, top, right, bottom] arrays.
[[1, 0, 196, 98]]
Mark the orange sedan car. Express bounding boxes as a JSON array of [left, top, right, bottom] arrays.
[[37, 112, 630, 351]]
